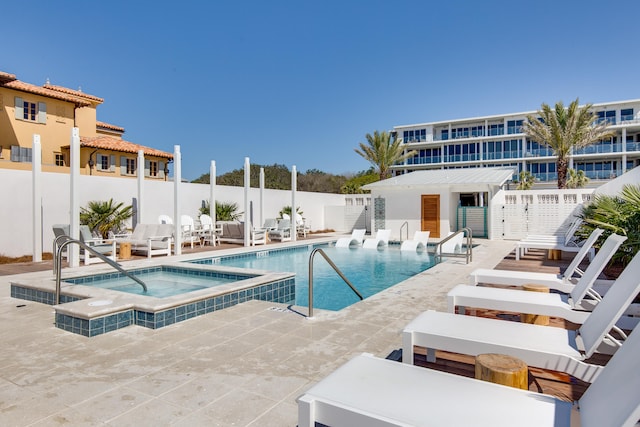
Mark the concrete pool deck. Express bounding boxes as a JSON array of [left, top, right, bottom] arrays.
[[0, 238, 516, 426]]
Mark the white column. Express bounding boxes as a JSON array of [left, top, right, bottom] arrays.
[[210, 160, 216, 222], [259, 167, 265, 228], [137, 150, 144, 225], [173, 145, 182, 255], [32, 135, 42, 262], [291, 165, 297, 242], [244, 157, 250, 246], [69, 128, 80, 267]]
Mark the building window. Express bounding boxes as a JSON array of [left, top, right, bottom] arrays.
[[403, 129, 426, 143], [24, 101, 37, 121], [596, 110, 616, 125], [14, 97, 46, 123], [507, 120, 523, 134], [488, 123, 504, 136], [55, 153, 65, 166], [621, 108, 634, 122], [126, 158, 136, 175], [10, 146, 32, 162], [149, 161, 158, 177], [97, 154, 115, 171]]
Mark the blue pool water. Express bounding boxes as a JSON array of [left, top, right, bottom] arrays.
[[194, 244, 436, 311], [66, 266, 252, 298]]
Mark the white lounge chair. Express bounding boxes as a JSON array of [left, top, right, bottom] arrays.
[[449, 233, 627, 324], [439, 231, 464, 254], [400, 230, 430, 252], [267, 219, 291, 242], [79, 225, 117, 265], [298, 323, 640, 427], [261, 218, 278, 231], [402, 249, 640, 383], [335, 229, 366, 248], [115, 223, 173, 258], [469, 228, 605, 293], [362, 229, 391, 249], [158, 214, 173, 224], [514, 219, 589, 260], [521, 217, 583, 246]]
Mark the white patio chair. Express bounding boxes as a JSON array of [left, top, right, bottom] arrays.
[[79, 225, 117, 265], [298, 322, 640, 427], [268, 219, 291, 242], [469, 228, 604, 293], [362, 229, 391, 249], [402, 248, 640, 383], [449, 233, 628, 324], [400, 230, 430, 252], [335, 229, 366, 248], [197, 214, 218, 246], [180, 214, 197, 248]]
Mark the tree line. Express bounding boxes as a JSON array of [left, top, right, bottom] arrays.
[[191, 163, 378, 194]]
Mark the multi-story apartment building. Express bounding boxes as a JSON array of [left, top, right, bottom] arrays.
[[0, 71, 172, 178], [392, 99, 640, 187]]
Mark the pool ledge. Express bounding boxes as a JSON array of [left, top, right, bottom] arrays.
[[11, 261, 296, 337]]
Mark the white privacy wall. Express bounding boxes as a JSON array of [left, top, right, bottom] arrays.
[[0, 169, 345, 257], [489, 189, 594, 240]]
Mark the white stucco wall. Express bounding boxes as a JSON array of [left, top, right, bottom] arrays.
[[368, 188, 453, 241], [0, 169, 346, 258]]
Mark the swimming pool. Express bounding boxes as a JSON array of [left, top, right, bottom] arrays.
[[191, 244, 436, 311]]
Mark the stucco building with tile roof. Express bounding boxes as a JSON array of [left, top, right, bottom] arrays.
[[0, 71, 173, 179]]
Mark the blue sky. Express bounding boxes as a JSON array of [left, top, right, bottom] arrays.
[[4, 0, 639, 180]]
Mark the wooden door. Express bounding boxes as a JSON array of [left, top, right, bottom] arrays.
[[421, 195, 440, 238]]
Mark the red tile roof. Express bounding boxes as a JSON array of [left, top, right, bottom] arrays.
[[96, 121, 125, 133], [70, 136, 173, 160], [0, 71, 17, 84], [1, 79, 92, 106], [43, 83, 104, 103]]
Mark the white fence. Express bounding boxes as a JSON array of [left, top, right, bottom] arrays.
[[490, 189, 594, 240], [0, 169, 346, 258]]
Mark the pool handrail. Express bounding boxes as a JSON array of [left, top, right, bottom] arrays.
[[400, 221, 409, 242], [53, 234, 148, 304], [434, 227, 473, 264], [308, 248, 363, 318]]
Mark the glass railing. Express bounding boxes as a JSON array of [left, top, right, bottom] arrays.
[[574, 143, 622, 155], [408, 156, 441, 165], [531, 172, 558, 182], [626, 142, 640, 151], [595, 117, 616, 125], [582, 170, 619, 180]]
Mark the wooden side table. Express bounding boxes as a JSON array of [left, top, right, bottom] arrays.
[[119, 242, 132, 260], [520, 283, 550, 325], [475, 353, 528, 390]]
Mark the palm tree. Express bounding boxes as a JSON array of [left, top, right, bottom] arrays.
[[578, 184, 640, 268], [80, 199, 132, 238], [354, 130, 416, 180], [522, 98, 614, 189], [199, 201, 242, 221], [515, 170, 535, 190], [566, 168, 589, 189]]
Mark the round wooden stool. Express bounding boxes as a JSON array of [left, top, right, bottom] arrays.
[[547, 249, 562, 260], [520, 283, 550, 325], [475, 353, 528, 390], [119, 242, 132, 260]]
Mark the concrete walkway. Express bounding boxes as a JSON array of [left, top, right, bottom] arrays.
[[0, 239, 515, 426]]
